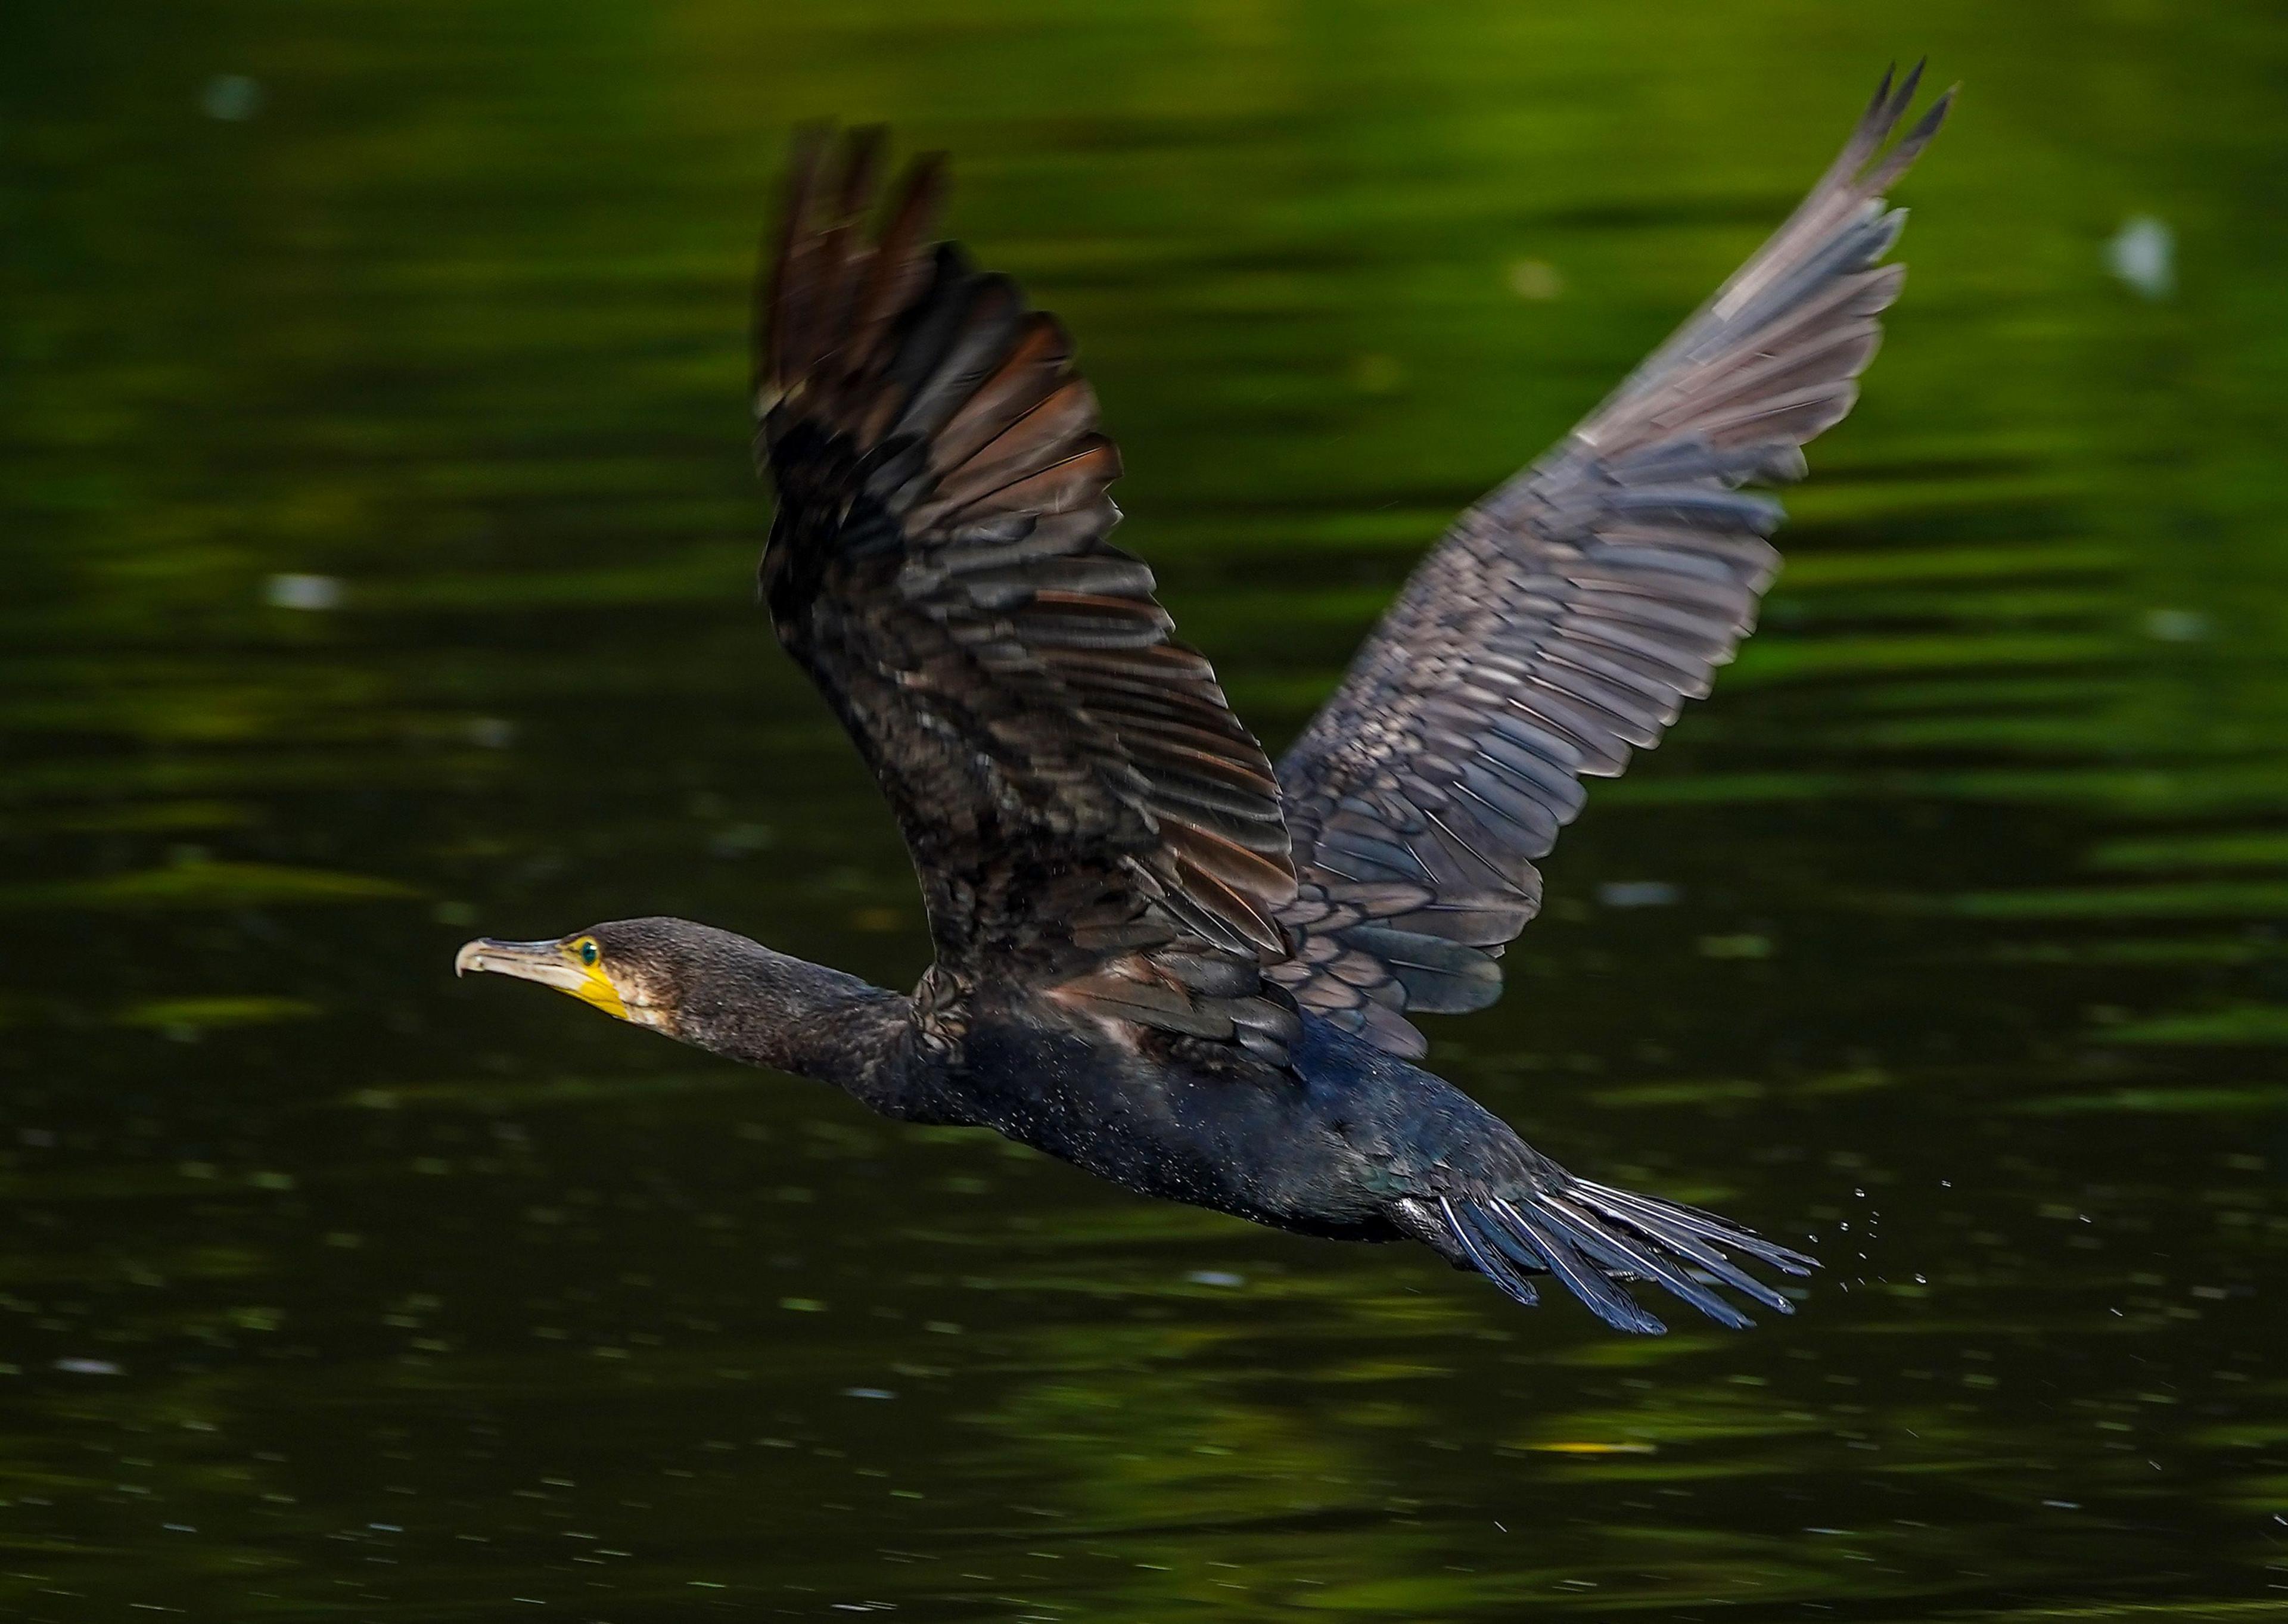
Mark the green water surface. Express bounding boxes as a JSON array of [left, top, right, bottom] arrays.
[[4, 0, 2287, 1617]]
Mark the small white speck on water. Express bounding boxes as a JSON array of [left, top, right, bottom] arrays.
[[2106, 214, 2174, 300], [263, 573, 343, 611], [200, 74, 263, 121], [2144, 607, 2211, 642], [1596, 881, 1678, 908]]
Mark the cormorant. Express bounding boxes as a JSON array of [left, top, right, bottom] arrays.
[[458, 67, 1949, 1332]]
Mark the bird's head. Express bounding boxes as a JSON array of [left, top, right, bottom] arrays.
[[453, 916, 890, 1075], [454, 917, 704, 1034]]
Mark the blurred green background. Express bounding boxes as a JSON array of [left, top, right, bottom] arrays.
[[5, 0, 2287, 1616]]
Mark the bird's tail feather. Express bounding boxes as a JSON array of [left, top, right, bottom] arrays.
[[1438, 1178, 1816, 1334]]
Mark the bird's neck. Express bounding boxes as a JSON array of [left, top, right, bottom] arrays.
[[664, 941, 919, 1114]]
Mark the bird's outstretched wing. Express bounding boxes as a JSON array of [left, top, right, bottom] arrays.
[[756, 129, 1301, 1062], [1270, 67, 1952, 1059]]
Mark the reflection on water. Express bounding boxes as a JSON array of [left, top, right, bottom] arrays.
[[4, 0, 2286, 1616]]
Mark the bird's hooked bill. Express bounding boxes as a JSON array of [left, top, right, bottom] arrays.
[[456, 937, 580, 986], [456, 937, 630, 1019]]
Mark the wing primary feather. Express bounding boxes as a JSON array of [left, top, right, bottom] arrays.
[[1271, 69, 1944, 1059], [757, 129, 1298, 1063], [758, 123, 832, 411], [837, 153, 947, 418]]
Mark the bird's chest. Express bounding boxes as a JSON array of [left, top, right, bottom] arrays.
[[934, 1012, 1373, 1233], [940, 1017, 1195, 1179]]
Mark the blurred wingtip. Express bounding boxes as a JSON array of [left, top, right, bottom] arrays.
[[1892, 57, 1926, 113]]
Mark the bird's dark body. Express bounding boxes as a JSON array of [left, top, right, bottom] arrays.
[[944, 1002, 1522, 1244], [462, 70, 1949, 1332], [662, 925, 1517, 1243]]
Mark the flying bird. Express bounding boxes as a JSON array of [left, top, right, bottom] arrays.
[[459, 67, 1949, 1332]]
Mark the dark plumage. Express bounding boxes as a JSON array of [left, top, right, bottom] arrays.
[[459, 67, 1950, 1333]]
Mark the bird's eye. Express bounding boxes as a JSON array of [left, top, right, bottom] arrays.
[[578, 939, 599, 966]]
